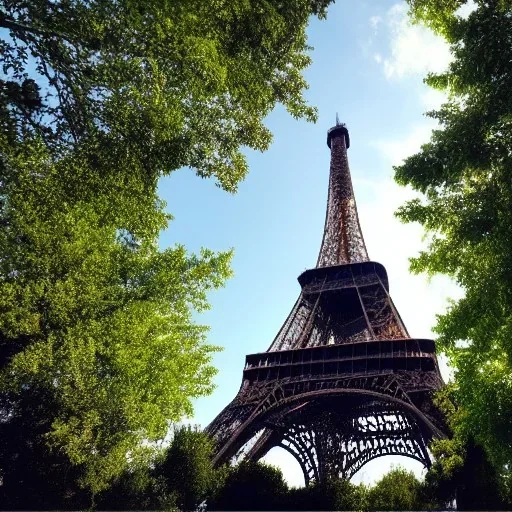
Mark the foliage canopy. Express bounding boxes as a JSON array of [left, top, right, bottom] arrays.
[[160, 425, 223, 511], [1, 0, 331, 192], [396, 0, 512, 469], [366, 466, 422, 511], [0, 139, 231, 495], [209, 460, 288, 511]]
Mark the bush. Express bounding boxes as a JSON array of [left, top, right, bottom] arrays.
[[209, 461, 288, 511]]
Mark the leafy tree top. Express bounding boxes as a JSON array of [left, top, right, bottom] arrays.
[[1, 0, 332, 192]]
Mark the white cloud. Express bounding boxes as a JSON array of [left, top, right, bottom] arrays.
[[370, 15, 383, 30], [421, 88, 448, 110], [364, 127, 464, 362], [371, 123, 435, 167], [373, 53, 382, 64], [380, 3, 452, 80]]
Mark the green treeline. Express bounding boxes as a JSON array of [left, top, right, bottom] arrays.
[[1, 424, 510, 510], [91, 427, 512, 511]]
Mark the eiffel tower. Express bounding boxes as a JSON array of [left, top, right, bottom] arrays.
[[206, 121, 446, 483]]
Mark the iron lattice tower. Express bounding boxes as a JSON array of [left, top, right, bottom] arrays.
[[206, 123, 446, 483]]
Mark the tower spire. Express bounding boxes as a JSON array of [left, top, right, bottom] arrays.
[[317, 122, 369, 267]]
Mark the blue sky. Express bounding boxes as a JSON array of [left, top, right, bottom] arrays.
[[158, 0, 464, 486]]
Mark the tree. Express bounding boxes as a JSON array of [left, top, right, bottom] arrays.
[[395, 0, 512, 469], [95, 458, 162, 511], [286, 478, 368, 511], [158, 426, 223, 511], [422, 396, 504, 511], [209, 461, 288, 511], [425, 436, 504, 510], [1, 0, 332, 193], [0, 140, 231, 498], [367, 466, 422, 511], [0, 387, 89, 510]]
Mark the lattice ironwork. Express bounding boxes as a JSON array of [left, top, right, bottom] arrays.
[[317, 125, 368, 267], [206, 122, 447, 483], [269, 403, 432, 484]]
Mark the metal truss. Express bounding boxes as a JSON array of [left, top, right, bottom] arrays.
[[275, 407, 430, 484], [206, 122, 447, 483], [317, 125, 368, 267]]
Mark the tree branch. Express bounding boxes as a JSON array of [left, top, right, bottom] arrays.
[[0, 13, 75, 45]]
